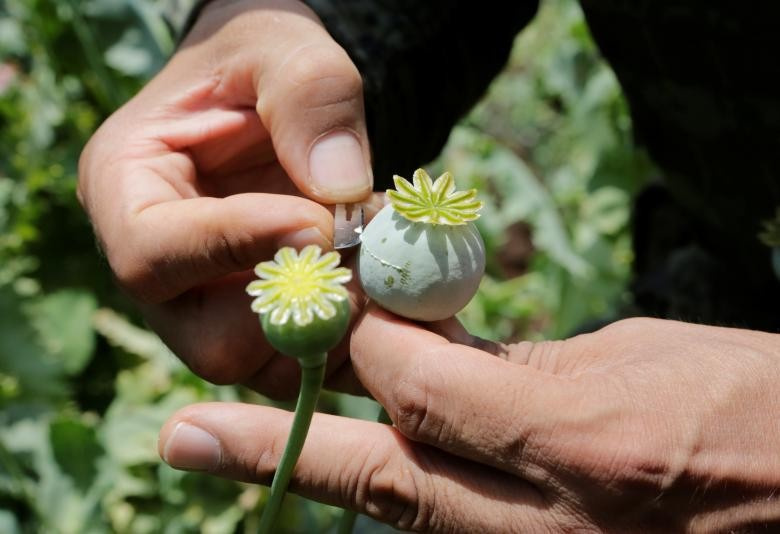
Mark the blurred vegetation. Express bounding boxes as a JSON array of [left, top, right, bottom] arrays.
[[0, 0, 654, 532]]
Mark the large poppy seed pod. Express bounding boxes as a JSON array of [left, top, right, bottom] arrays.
[[358, 169, 485, 321]]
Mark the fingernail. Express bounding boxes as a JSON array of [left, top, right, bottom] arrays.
[[309, 131, 372, 200], [162, 422, 221, 472], [278, 226, 330, 250]]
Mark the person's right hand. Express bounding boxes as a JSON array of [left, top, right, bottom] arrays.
[[159, 310, 780, 532], [78, 0, 374, 398]]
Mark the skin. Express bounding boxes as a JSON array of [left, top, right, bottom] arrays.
[[160, 308, 780, 532], [78, 0, 780, 530], [78, 0, 379, 398]]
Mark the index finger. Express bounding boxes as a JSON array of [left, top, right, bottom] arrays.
[[349, 305, 588, 481], [79, 110, 335, 304], [105, 187, 333, 302], [159, 402, 551, 532]]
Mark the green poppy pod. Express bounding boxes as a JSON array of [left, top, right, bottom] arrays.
[[358, 169, 486, 321], [247, 246, 352, 365]]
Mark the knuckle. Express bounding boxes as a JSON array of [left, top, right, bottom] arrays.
[[601, 430, 678, 492], [93, 190, 164, 303], [497, 413, 532, 467], [390, 352, 453, 445], [509, 339, 566, 368], [598, 317, 660, 338], [276, 45, 363, 106], [106, 243, 159, 302], [391, 373, 437, 443], [77, 114, 128, 203], [249, 430, 287, 485], [360, 446, 431, 531], [571, 317, 664, 360], [554, 408, 676, 493], [203, 223, 255, 273], [77, 119, 108, 180], [106, 229, 178, 304], [286, 45, 360, 87]]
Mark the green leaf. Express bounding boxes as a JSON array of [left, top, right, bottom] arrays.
[[92, 307, 177, 366], [49, 415, 104, 493], [101, 389, 199, 466], [0, 18, 26, 56], [0, 288, 68, 407], [104, 28, 156, 77], [82, 0, 133, 19], [581, 186, 629, 236], [445, 127, 591, 278], [28, 289, 97, 375]]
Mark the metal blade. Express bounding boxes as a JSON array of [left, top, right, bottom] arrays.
[[333, 203, 364, 249]]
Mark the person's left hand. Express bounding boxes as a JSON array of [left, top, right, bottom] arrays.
[[78, 0, 381, 399], [158, 307, 780, 532]]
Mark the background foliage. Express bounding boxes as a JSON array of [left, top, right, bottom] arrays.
[[0, 0, 653, 531]]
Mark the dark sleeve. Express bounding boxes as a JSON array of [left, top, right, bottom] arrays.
[[177, 1, 539, 188], [303, 0, 539, 187]]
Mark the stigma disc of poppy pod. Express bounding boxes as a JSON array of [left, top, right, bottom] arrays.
[[358, 169, 486, 321], [246, 245, 352, 365]]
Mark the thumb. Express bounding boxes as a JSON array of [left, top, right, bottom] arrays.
[[252, 3, 373, 202]]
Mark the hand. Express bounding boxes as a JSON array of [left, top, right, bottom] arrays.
[[158, 309, 780, 532], [78, 0, 374, 398]]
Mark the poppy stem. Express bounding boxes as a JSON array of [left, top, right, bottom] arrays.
[[258, 353, 327, 534]]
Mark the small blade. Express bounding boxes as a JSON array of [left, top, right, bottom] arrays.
[[333, 203, 364, 249]]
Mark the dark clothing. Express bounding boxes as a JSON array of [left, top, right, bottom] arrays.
[[581, 1, 780, 331], [185, 1, 780, 331]]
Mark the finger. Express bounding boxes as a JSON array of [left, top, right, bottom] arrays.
[[256, 13, 373, 203], [138, 272, 297, 397], [187, 0, 373, 203], [140, 269, 365, 399], [350, 306, 588, 480], [426, 316, 506, 354], [159, 402, 555, 533], [425, 316, 580, 370], [359, 191, 388, 223], [105, 187, 333, 303]]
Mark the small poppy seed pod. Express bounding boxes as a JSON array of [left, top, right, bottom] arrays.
[[261, 299, 350, 366], [246, 245, 352, 533], [246, 245, 352, 364]]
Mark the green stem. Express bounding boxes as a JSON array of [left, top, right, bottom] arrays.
[[258, 354, 327, 534], [334, 406, 391, 534]]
